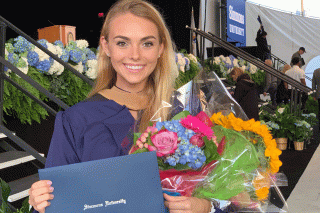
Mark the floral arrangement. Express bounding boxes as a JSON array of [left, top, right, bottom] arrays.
[[129, 106, 284, 211], [204, 55, 266, 87], [3, 36, 97, 124], [260, 104, 296, 139], [291, 113, 317, 142], [174, 50, 201, 89], [260, 104, 317, 143]]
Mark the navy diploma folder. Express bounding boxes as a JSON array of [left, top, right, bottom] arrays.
[[38, 151, 166, 213]]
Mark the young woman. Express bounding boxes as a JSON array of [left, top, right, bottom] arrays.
[[28, 1, 213, 212]]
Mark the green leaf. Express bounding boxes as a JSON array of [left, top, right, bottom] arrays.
[[18, 197, 32, 213], [0, 178, 11, 202], [133, 133, 142, 145], [171, 111, 190, 121], [203, 136, 219, 164], [131, 148, 148, 155]]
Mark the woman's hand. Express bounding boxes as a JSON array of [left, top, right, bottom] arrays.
[[28, 180, 54, 213], [164, 193, 211, 213]]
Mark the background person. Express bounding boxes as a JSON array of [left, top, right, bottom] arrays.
[[233, 73, 259, 121], [276, 64, 291, 105], [312, 68, 320, 124], [263, 59, 277, 107], [290, 47, 306, 68], [28, 1, 214, 213], [286, 57, 307, 109], [255, 24, 270, 61]]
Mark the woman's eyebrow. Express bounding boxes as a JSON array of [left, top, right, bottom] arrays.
[[113, 35, 157, 41]]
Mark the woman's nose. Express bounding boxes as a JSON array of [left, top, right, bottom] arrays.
[[130, 45, 141, 60]]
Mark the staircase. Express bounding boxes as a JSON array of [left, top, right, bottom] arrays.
[[0, 15, 93, 211]]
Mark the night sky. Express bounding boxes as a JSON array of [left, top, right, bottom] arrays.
[[1, 0, 200, 51]]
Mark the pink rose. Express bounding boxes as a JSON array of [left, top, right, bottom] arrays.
[[149, 129, 179, 157], [190, 134, 205, 148]]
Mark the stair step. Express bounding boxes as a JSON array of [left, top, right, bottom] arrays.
[[0, 151, 44, 170], [0, 133, 7, 139], [8, 174, 39, 202]]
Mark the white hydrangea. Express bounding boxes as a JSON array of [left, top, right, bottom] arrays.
[[187, 54, 197, 63], [240, 65, 246, 72], [47, 43, 58, 55], [34, 47, 50, 61], [5, 48, 8, 57], [55, 46, 63, 57], [233, 59, 239, 68], [71, 62, 84, 73], [76, 40, 89, 49], [249, 64, 257, 74], [213, 57, 220, 65], [219, 55, 226, 61], [86, 60, 98, 79], [225, 57, 232, 65], [277, 108, 285, 114], [48, 60, 64, 76], [177, 54, 186, 72]]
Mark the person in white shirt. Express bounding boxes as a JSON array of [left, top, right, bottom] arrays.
[[285, 57, 308, 109]]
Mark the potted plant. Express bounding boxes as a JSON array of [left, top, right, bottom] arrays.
[[290, 118, 313, 151], [260, 105, 296, 150]]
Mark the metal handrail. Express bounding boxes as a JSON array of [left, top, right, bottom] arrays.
[[187, 26, 311, 93]]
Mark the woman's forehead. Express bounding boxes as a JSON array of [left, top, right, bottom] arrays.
[[108, 13, 159, 39]]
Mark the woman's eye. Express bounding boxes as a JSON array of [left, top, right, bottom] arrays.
[[143, 42, 154, 47], [116, 41, 127, 47]]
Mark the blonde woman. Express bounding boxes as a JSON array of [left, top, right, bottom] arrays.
[[28, 1, 214, 212]]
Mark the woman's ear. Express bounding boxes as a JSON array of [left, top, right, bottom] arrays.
[[100, 36, 110, 56], [158, 42, 164, 57]]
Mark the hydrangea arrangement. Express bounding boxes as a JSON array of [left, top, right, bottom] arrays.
[[131, 111, 215, 170], [205, 55, 266, 87]]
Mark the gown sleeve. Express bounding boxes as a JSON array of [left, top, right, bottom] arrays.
[[45, 110, 81, 169]]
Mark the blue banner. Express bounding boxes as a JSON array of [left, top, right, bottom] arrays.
[[227, 0, 246, 46]]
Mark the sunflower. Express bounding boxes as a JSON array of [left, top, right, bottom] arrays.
[[210, 112, 282, 174]]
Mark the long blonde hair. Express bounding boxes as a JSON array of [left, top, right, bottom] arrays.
[[88, 0, 179, 132]]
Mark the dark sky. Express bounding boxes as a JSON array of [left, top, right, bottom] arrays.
[[1, 0, 200, 51]]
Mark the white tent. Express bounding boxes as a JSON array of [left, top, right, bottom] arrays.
[[199, 0, 320, 88]]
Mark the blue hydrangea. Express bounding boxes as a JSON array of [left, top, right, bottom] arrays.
[[84, 48, 97, 60], [36, 60, 51, 72], [13, 36, 33, 53], [37, 39, 48, 49], [156, 120, 195, 143], [60, 49, 70, 62], [168, 143, 206, 169], [4, 53, 19, 71], [27, 51, 39, 66], [54, 40, 64, 49], [69, 49, 83, 63], [266, 121, 280, 130]]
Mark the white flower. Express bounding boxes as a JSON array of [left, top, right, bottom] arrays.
[[277, 108, 285, 114], [55, 46, 63, 57], [227, 68, 232, 74], [225, 57, 232, 65], [71, 62, 84, 73], [187, 54, 197, 63], [34, 47, 50, 61], [219, 55, 226, 61], [213, 57, 220, 65], [48, 60, 64, 76], [47, 43, 58, 55], [76, 40, 89, 49], [249, 64, 257, 74], [86, 60, 98, 79], [233, 59, 239, 68], [240, 65, 246, 72], [5, 48, 8, 56]]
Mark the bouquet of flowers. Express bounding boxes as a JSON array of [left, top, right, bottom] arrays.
[[129, 70, 288, 212]]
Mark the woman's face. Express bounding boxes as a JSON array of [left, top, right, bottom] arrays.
[[101, 13, 164, 92]]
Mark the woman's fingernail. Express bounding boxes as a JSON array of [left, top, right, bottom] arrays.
[[49, 187, 54, 192], [47, 181, 52, 186], [50, 194, 54, 199]]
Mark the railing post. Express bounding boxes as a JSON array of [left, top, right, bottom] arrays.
[[0, 21, 6, 126]]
